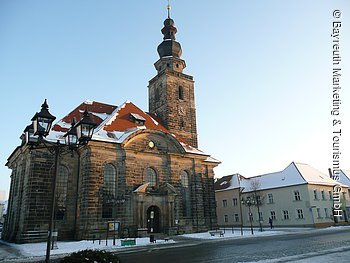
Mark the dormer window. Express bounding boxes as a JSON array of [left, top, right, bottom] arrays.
[[130, 113, 146, 125]]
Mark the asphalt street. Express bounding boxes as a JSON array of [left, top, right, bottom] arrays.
[[117, 229, 350, 263]]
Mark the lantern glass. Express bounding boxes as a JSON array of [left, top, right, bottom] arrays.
[[31, 100, 56, 137], [65, 133, 78, 146], [64, 120, 78, 147], [75, 110, 96, 143]]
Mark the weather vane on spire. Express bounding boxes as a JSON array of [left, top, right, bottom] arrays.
[[167, 0, 171, 18]]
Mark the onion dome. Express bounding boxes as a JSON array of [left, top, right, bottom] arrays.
[[157, 16, 182, 58]]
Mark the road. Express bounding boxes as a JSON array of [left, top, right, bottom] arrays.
[[117, 229, 350, 263]]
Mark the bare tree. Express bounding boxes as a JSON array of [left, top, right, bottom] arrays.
[[250, 178, 263, 232]]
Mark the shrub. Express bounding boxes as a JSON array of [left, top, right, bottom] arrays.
[[60, 249, 121, 263]]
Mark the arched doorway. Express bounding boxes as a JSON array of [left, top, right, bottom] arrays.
[[147, 206, 161, 233]]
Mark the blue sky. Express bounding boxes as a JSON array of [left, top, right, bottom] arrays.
[[0, 1, 349, 198]]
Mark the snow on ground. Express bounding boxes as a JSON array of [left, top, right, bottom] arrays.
[[181, 225, 350, 240], [3, 226, 350, 258], [182, 228, 296, 240], [5, 237, 174, 257], [182, 228, 287, 239]]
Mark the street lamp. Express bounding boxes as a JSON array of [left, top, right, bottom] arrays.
[[242, 197, 255, 235], [25, 100, 96, 263], [64, 120, 78, 148], [75, 109, 97, 143], [31, 99, 56, 137]]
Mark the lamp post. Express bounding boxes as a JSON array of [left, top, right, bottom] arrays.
[[241, 197, 255, 235], [25, 100, 96, 263]]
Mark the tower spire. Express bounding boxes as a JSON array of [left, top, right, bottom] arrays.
[[157, 0, 182, 58], [167, 0, 171, 18]]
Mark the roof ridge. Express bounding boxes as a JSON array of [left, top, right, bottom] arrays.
[[291, 161, 308, 184], [94, 104, 121, 132]]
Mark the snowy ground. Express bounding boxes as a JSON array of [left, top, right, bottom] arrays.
[[182, 228, 290, 240], [4, 237, 174, 258], [2, 226, 350, 261], [182, 225, 350, 240]]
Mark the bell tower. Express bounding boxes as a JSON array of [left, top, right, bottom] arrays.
[[148, 4, 198, 148]]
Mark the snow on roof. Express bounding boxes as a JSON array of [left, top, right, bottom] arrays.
[[215, 174, 244, 191], [42, 100, 218, 160], [294, 162, 337, 186], [215, 162, 347, 192], [204, 156, 221, 163], [339, 170, 350, 186], [46, 100, 117, 143], [130, 113, 146, 122]]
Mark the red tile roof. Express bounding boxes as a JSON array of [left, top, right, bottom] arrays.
[[49, 100, 212, 158], [103, 101, 168, 133], [52, 101, 117, 132]]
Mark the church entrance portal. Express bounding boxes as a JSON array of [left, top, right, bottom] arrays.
[[147, 206, 161, 233]]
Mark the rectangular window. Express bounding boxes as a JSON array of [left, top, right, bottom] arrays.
[[270, 211, 276, 220], [324, 208, 329, 217], [268, 193, 274, 204], [283, 210, 289, 220], [317, 208, 321, 218], [321, 190, 325, 200], [224, 215, 228, 223], [313, 190, 318, 200], [329, 191, 333, 200], [297, 209, 304, 219], [294, 190, 301, 201], [258, 211, 263, 221], [235, 214, 239, 222], [222, 199, 228, 207], [232, 198, 238, 206]]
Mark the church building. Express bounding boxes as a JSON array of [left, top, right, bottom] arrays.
[[3, 8, 220, 243]]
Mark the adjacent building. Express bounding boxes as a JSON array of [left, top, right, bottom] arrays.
[[3, 11, 219, 243], [215, 162, 350, 228]]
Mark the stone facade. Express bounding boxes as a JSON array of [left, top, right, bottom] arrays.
[[148, 58, 198, 148], [3, 12, 219, 243], [4, 129, 218, 243]]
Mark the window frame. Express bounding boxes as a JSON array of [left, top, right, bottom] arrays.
[[294, 190, 301, 201], [297, 209, 304, 219], [145, 167, 158, 187]]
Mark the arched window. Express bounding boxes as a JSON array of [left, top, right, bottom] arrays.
[[178, 86, 184, 100], [55, 165, 69, 220], [102, 164, 116, 219], [180, 171, 191, 217], [146, 167, 157, 187], [103, 164, 116, 196], [181, 171, 189, 188], [155, 85, 161, 101]]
